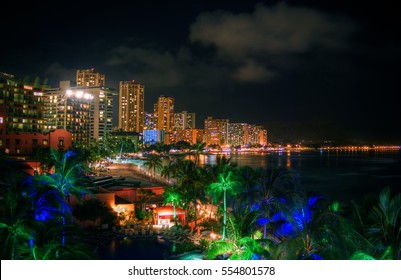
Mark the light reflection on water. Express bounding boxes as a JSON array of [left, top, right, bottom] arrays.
[[104, 149, 400, 260], [189, 150, 401, 203]]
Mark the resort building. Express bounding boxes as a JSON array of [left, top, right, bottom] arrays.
[[76, 68, 105, 87], [204, 116, 229, 147], [0, 72, 46, 134], [174, 128, 204, 144], [228, 123, 249, 147], [144, 112, 156, 130], [0, 129, 72, 157], [108, 130, 142, 152], [155, 95, 174, 133], [44, 81, 116, 144], [173, 111, 195, 130], [248, 124, 268, 146], [0, 73, 73, 156], [143, 129, 165, 145], [118, 80, 145, 133]]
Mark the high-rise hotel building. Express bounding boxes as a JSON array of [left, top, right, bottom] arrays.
[[0, 72, 46, 134], [204, 116, 229, 147], [249, 125, 268, 146], [155, 95, 174, 132], [174, 111, 195, 130], [44, 80, 116, 144], [0, 72, 72, 155], [228, 123, 249, 147], [76, 68, 105, 87], [118, 80, 144, 133]]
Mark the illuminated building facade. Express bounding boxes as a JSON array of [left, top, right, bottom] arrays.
[[174, 111, 195, 130], [144, 112, 156, 130], [76, 68, 105, 87], [156, 95, 174, 132], [143, 129, 165, 145], [204, 116, 229, 147], [0, 72, 46, 134], [175, 128, 204, 144], [44, 81, 116, 144], [228, 123, 249, 147], [248, 125, 268, 146], [0, 73, 72, 155], [118, 81, 144, 133]]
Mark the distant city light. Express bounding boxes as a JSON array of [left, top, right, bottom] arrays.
[[65, 89, 93, 100]]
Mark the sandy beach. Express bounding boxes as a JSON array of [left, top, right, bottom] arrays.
[[107, 162, 169, 187]]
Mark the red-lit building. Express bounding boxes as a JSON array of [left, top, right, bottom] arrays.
[[0, 129, 72, 156]]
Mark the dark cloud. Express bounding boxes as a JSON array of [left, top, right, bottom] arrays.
[[190, 3, 355, 55], [1, 0, 400, 143]]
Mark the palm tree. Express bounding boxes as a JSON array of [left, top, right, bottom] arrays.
[[365, 187, 401, 259], [41, 149, 93, 245], [160, 159, 178, 184], [0, 157, 34, 259], [255, 166, 301, 239], [162, 185, 183, 224], [191, 139, 206, 167], [208, 169, 241, 240], [43, 149, 92, 205], [173, 160, 206, 229], [206, 235, 269, 260], [143, 154, 163, 181], [237, 166, 263, 208], [137, 189, 156, 211]]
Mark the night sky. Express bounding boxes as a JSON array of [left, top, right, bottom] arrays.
[[1, 0, 400, 143]]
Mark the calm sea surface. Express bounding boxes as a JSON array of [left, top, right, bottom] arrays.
[[100, 149, 401, 259], [198, 149, 401, 203], [98, 237, 171, 260]]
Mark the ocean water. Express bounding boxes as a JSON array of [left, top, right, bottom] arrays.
[[199, 149, 401, 203], [97, 236, 171, 260], [100, 149, 401, 259]]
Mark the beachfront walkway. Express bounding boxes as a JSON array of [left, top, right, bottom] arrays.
[[107, 163, 169, 186]]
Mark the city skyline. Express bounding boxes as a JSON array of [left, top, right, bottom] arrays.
[[1, 0, 400, 143]]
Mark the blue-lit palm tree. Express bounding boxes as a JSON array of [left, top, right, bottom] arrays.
[[41, 149, 92, 245], [43, 149, 92, 205]]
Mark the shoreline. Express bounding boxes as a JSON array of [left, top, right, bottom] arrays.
[[107, 162, 169, 186]]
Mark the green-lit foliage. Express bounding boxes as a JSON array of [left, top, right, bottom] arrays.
[[367, 187, 401, 259], [229, 206, 259, 241], [329, 201, 340, 212], [350, 251, 376, 260], [205, 240, 237, 260], [208, 169, 241, 240], [163, 185, 183, 222], [349, 247, 393, 260], [205, 237, 269, 260]]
